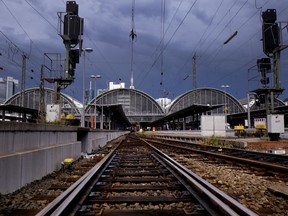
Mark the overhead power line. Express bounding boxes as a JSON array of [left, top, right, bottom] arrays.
[[174, 0, 224, 88], [84, 30, 122, 80], [139, 0, 198, 88], [24, 0, 57, 31], [166, 0, 270, 94], [207, 2, 288, 87], [194, 0, 225, 54], [0, 0, 42, 57], [137, 0, 184, 87]]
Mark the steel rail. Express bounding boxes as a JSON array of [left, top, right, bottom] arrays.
[[36, 141, 122, 216], [146, 138, 288, 172], [37, 135, 257, 216], [143, 139, 258, 216], [145, 136, 288, 161], [53, 154, 116, 215]]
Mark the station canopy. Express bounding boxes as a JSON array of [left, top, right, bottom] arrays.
[[86, 88, 165, 125], [4, 87, 82, 115], [148, 88, 244, 126], [3, 87, 248, 128]]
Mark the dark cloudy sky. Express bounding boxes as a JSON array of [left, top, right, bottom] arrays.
[[1, 0, 288, 102]]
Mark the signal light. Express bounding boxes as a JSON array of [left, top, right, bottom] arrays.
[[257, 58, 271, 73], [262, 9, 279, 54], [255, 94, 265, 106], [255, 96, 261, 107], [262, 9, 277, 23], [260, 77, 269, 85], [66, 1, 78, 15], [68, 49, 79, 77]]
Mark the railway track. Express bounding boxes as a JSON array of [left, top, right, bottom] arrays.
[[140, 135, 288, 172], [36, 135, 256, 216]]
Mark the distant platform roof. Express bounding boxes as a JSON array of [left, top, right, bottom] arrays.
[[150, 104, 222, 126], [97, 103, 131, 126], [0, 104, 38, 122], [4, 87, 82, 115], [168, 88, 245, 115]]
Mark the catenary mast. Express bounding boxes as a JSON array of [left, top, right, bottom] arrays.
[[129, 0, 136, 89]]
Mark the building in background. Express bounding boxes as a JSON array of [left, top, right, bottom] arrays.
[[0, 76, 19, 103], [109, 82, 125, 90], [85, 81, 125, 105], [85, 88, 94, 105], [156, 97, 172, 109]]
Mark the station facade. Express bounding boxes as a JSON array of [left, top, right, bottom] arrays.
[[2, 87, 287, 130]]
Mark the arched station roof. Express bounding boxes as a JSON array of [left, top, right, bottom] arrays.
[[4, 87, 82, 115], [168, 88, 245, 115], [86, 88, 165, 124], [250, 98, 285, 111]]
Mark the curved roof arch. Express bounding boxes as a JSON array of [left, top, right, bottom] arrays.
[[4, 87, 82, 115], [86, 88, 165, 124], [168, 88, 245, 114], [250, 97, 285, 111]]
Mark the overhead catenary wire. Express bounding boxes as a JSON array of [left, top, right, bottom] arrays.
[[147, 0, 184, 62], [202, 0, 271, 69], [138, 0, 198, 88], [0, 30, 27, 69], [3, 0, 123, 97], [0, 0, 43, 57], [24, 0, 57, 31], [167, 0, 273, 95], [203, 0, 280, 75], [84, 30, 122, 81], [0, 7, 45, 91], [196, 0, 238, 61], [164, 0, 229, 93], [0, 0, 49, 89], [160, 0, 165, 87], [199, 0, 248, 66], [200, 0, 274, 69], [179, 0, 224, 82], [136, 0, 184, 88], [0, 31, 42, 85], [26, 0, 121, 89], [1, 0, 287, 101], [206, 2, 288, 88]]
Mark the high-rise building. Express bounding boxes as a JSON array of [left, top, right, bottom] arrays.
[[109, 82, 125, 90], [0, 76, 19, 102], [156, 97, 172, 109]]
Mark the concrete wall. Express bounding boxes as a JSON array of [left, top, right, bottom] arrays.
[[0, 122, 128, 194], [86, 131, 129, 153]]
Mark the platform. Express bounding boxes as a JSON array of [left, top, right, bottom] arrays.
[[142, 130, 288, 152]]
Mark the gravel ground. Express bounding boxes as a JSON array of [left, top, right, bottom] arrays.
[[0, 171, 68, 215], [0, 153, 108, 215], [171, 153, 288, 216], [0, 137, 287, 216]]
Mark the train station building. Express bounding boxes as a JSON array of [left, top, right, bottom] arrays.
[[2, 86, 287, 130]]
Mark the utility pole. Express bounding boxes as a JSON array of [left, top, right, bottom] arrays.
[[0, 53, 3, 71], [192, 53, 197, 104], [252, 9, 288, 140], [129, 0, 136, 89], [21, 53, 27, 107], [192, 53, 197, 90], [39, 64, 45, 122]]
